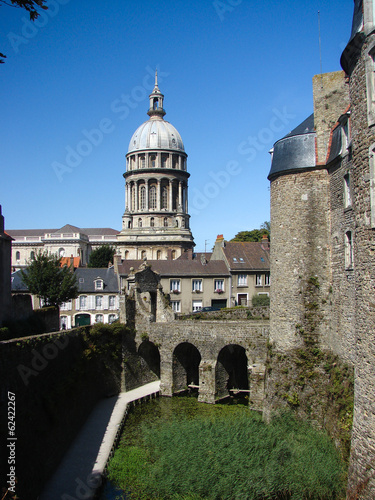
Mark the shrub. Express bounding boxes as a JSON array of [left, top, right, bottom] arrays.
[[251, 294, 270, 307]]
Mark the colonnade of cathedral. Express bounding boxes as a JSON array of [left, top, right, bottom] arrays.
[[125, 177, 188, 214]]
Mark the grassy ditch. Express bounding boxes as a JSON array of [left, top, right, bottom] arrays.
[[106, 398, 346, 500]]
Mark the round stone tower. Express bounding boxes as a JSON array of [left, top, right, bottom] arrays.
[[117, 72, 195, 260]]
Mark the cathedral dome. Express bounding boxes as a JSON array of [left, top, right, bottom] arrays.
[[128, 118, 185, 153]]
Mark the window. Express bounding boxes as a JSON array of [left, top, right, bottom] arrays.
[[256, 274, 262, 286], [192, 300, 202, 312], [170, 279, 180, 293], [345, 231, 354, 269], [140, 186, 146, 210], [161, 154, 168, 168], [109, 314, 117, 324], [16, 251, 20, 261], [238, 274, 247, 286], [79, 295, 87, 309], [96, 295, 103, 310], [265, 273, 270, 286], [344, 173, 351, 208], [171, 250, 176, 260], [138, 218, 142, 228], [192, 279, 202, 292], [172, 155, 178, 169], [342, 118, 350, 149], [150, 217, 155, 227], [109, 295, 116, 309], [124, 250, 129, 260], [141, 250, 147, 260], [139, 155, 145, 169], [149, 186, 157, 209], [366, 47, 375, 125], [164, 217, 168, 227], [60, 300, 72, 311], [156, 250, 161, 260], [60, 316, 68, 330], [79, 277, 84, 284], [149, 154, 156, 168], [214, 279, 224, 292], [95, 314, 104, 323], [95, 280, 103, 290], [171, 301, 180, 313], [131, 186, 136, 211], [30, 251, 35, 260], [59, 247, 65, 257]]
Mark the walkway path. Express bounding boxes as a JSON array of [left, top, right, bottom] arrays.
[[39, 381, 160, 500]]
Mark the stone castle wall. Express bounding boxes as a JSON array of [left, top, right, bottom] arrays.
[[345, 30, 375, 498]]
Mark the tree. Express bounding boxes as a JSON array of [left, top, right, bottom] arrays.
[[230, 222, 270, 243], [1, 0, 48, 63], [88, 245, 116, 268], [21, 251, 78, 307]]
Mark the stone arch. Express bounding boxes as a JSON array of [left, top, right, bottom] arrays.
[[215, 344, 248, 401], [173, 342, 201, 394], [138, 340, 160, 378]]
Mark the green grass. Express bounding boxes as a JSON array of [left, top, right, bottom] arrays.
[[107, 400, 346, 500]]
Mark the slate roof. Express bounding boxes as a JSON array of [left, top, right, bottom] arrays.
[[268, 114, 316, 180], [221, 241, 270, 271], [117, 259, 230, 278], [11, 270, 28, 292], [74, 267, 119, 293]]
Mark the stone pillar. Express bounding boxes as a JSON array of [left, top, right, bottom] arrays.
[[178, 181, 183, 209], [178, 155, 182, 170], [160, 350, 173, 396], [248, 358, 266, 411], [145, 179, 149, 211], [157, 179, 161, 210], [198, 360, 216, 404], [169, 179, 173, 211], [157, 152, 161, 169], [135, 180, 138, 211]]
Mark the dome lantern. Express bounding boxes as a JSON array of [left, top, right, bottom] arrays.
[[147, 70, 166, 119]]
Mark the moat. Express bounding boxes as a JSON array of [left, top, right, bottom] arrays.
[[100, 395, 346, 500]]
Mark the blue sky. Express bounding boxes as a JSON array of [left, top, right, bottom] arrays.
[[1, 0, 354, 252]]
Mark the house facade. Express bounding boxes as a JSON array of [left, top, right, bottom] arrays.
[[8, 225, 119, 271], [211, 234, 270, 307], [58, 267, 120, 329]]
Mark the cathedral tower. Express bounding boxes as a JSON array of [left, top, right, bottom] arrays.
[[117, 72, 195, 260]]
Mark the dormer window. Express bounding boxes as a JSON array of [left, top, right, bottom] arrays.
[[95, 279, 103, 290]]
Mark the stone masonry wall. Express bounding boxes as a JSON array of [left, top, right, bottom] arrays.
[[268, 169, 331, 353], [328, 155, 356, 364], [313, 71, 350, 164], [0, 326, 122, 500], [346, 31, 375, 499]]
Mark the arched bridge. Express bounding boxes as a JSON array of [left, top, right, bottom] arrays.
[[121, 263, 269, 410]]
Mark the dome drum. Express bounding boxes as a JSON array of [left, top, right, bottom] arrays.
[[125, 150, 188, 173]]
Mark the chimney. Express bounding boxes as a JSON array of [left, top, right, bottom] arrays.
[[210, 234, 225, 260], [113, 254, 122, 274], [261, 234, 270, 250]]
